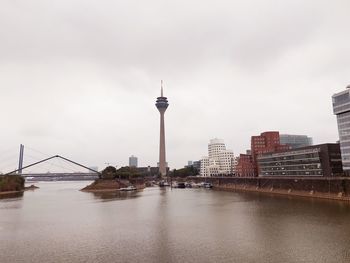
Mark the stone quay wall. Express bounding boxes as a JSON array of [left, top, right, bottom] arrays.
[[189, 176, 350, 202]]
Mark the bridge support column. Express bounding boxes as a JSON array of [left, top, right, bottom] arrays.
[[18, 144, 24, 175]]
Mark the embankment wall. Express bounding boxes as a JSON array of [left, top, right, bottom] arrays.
[[189, 176, 350, 201]]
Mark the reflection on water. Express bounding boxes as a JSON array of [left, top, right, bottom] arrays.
[[0, 181, 350, 263], [89, 190, 142, 201], [0, 191, 23, 200]]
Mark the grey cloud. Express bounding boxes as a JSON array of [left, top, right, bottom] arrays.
[[0, 0, 349, 171]]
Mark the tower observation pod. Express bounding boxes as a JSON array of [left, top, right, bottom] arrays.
[[155, 81, 169, 177]]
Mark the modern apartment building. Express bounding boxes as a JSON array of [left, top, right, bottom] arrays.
[[200, 139, 235, 177], [280, 134, 313, 149], [258, 144, 343, 177], [333, 86, 350, 174]]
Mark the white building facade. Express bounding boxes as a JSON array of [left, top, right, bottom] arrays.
[[200, 139, 235, 177]]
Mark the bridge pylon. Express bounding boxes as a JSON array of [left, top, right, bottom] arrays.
[[18, 144, 24, 175]]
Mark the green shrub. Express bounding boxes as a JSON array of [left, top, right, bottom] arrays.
[[101, 166, 117, 179]]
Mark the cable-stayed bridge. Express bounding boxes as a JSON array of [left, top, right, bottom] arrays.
[[0, 145, 101, 181], [21, 173, 99, 181]]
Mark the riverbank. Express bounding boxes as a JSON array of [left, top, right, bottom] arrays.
[[0, 190, 24, 196], [81, 179, 126, 192], [82, 179, 146, 192], [0, 175, 25, 193], [0, 185, 39, 197], [189, 176, 350, 202]]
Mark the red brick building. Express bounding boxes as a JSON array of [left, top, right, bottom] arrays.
[[235, 154, 255, 177], [235, 131, 290, 177], [251, 131, 290, 176]]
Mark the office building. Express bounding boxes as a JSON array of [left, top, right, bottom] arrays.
[[129, 155, 138, 168], [258, 144, 343, 177], [192, 161, 201, 170], [200, 157, 210, 177], [251, 131, 290, 176], [200, 139, 235, 177], [333, 86, 350, 174], [235, 154, 255, 177], [186, 160, 201, 170], [280, 134, 313, 149]]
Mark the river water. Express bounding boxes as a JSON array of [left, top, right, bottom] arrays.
[[1, 181, 350, 263]]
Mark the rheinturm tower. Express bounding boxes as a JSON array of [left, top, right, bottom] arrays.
[[155, 81, 169, 177]]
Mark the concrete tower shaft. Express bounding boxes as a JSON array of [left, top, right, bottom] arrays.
[[155, 83, 169, 177]]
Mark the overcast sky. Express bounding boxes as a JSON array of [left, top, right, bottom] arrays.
[[0, 0, 349, 172]]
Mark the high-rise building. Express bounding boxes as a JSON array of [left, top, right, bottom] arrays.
[[280, 134, 313, 149], [200, 139, 235, 177], [129, 155, 138, 167], [333, 86, 350, 174], [155, 81, 169, 177]]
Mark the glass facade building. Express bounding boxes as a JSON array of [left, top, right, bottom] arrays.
[[280, 134, 313, 149], [129, 155, 138, 168], [333, 87, 350, 173], [258, 144, 343, 177]]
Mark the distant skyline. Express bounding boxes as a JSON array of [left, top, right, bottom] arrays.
[[0, 0, 349, 172]]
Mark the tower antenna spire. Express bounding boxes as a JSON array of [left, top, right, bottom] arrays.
[[161, 80, 163, 97]]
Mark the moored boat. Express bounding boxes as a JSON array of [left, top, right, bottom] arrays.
[[185, 182, 192, 188], [120, 185, 137, 191], [159, 181, 170, 187], [203, 183, 213, 189], [177, 182, 186, 188]]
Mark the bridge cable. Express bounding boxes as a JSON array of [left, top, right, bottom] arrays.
[[23, 154, 78, 173], [25, 146, 89, 173], [24, 148, 79, 173]]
